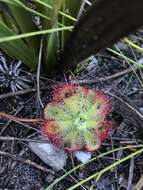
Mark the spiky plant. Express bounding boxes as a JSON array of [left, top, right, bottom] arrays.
[[0, 53, 31, 91], [43, 84, 112, 152]]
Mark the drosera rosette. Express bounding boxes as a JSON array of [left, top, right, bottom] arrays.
[[43, 84, 112, 152], [0, 83, 112, 152]]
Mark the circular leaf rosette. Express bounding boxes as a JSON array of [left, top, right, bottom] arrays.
[[43, 84, 112, 152]]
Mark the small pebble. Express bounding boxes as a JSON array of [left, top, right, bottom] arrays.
[[74, 151, 91, 163], [29, 142, 67, 171]]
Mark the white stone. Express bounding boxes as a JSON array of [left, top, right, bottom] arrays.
[[74, 151, 91, 163], [29, 142, 67, 171]]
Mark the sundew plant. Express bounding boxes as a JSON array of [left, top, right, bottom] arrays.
[[43, 84, 112, 152], [0, 83, 112, 152]]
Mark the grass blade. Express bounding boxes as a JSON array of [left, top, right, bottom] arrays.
[[68, 147, 143, 190], [45, 145, 143, 189], [41, 0, 64, 70], [0, 21, 37, 69], [60, 0, 82, 50], [0, 26, 73, 43], [0, 0, 51, 21], [8, 0, 40, 53]]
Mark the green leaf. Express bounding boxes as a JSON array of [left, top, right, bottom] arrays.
[[35, 0, 77, 22], [0, 3, 18, 33], [8, 0, 40, 53], [0, 26, 73, 43], [0, 21, 37, 70], [45, 27, 57, 70], [40, 0, 64, 70], [60, 0, 82, 50], [84, 130, 99, 151], [0, 0, 80, 72], [44, 103, 71, 121], [0, 0, 51, 21], [63, 93, 82, 114]]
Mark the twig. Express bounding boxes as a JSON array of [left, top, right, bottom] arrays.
[[62, 168, 87, 190], [72, 67, 136, 85], [0, 136, 50, 143], [106, 92, 143, 129], [78, 0, 92, 18], [107, 92, 143, 121], [97, 67, 135, 81], [0, 112, 41, 132], [0, 150, 54, 174], [0, 85, 52, 99], [115, 45, 143, 88], [110, 134, 118, 179], [127, 157, 134, 190], [111, 137, 140, 143], [0, 88, 37, 99], [37, 37, 44, 108], [0, 106, 23, 135], [0, 67, 135, 99], [0, 111, 43, 124], [11, 120, 41, 132]]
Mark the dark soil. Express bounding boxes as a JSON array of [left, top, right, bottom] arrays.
[[1, 32, 143, 190]]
